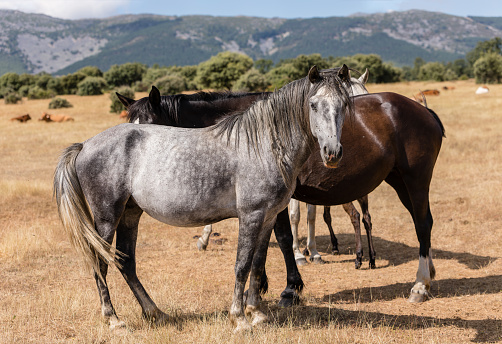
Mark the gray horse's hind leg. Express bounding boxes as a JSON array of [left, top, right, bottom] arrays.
[[92, 220, 125, 329], [94, 258, 125, 329], [115, 199, 169, 325]]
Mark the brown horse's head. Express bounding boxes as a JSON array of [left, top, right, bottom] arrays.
[[39, 112, 52, 122]]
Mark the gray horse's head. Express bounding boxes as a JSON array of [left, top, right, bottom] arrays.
[[307, 64, 352, 168]]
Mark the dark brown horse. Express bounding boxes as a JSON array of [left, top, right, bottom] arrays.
[[119, 87, 444, 305]]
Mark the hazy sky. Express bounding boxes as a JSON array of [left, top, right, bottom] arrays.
[[0, 0, 501, 20]]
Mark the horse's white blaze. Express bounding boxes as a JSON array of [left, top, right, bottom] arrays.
[[133, 118, 140, 124]]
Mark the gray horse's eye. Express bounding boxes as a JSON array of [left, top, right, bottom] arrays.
[[310, 102, 317, 112]]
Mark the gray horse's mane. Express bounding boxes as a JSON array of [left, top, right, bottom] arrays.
[[212, 69, 354, 185]]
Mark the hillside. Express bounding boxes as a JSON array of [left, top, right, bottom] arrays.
[[0, 9, 501, 75]]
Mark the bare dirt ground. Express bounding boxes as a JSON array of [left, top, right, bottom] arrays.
[[0, 80, 501, 343]]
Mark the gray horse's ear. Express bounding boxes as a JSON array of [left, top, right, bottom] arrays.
[[359, 68, 369, 85], [149, 86, 161, 107], [116, 92, 136, 108], [308, 65, 320, 83], [338, 64, 350, 82]]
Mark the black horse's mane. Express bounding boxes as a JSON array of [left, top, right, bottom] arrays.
[[127, 90, 270, 124]]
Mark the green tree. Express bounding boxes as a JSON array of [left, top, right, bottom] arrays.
[[418, 62, 447, 81], [60, 72, 86, 94], [255, 59, 273, 74], [155, 74, 188, 95], [77, 77, 108, 96], [466, 37, 502, 68], [473, 53, 502, 84], [104, 62, 147, 88], [0, 73, 20, 91], [232, 68, 269, 92], [77, 66, 103, 77], [196, 52, 253, 90]]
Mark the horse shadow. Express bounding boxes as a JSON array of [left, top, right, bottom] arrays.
[[271, 233, 497, 270], [322, 274, 502, 303], [264, 292, 502, 343]]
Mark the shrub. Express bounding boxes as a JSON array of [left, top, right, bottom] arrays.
[[473, 53, 502, 84], [48, 97, 73, 109], [104, 62, 147, 88], [155, 74, 188, 95], [4, 93, 22, 104], [110, 86, 135, 113], [77, 77, 108, 96], [232, 68, 269, 92], [27, 86, 54, 99], [196, 52, 253, 90]]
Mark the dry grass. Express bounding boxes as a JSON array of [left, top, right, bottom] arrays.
[[1, 81, 501, 343]]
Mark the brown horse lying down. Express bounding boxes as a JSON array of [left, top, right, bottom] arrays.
[[10, 114, 31, 123], [39, 112, 74, 122]]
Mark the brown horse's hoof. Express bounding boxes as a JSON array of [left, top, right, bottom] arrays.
[[369, 261, 376, 269], [278, 293, 301, 308], [331, 248, 340, 255], [408, 292, 429, 303], [296, 257, 308, 266]]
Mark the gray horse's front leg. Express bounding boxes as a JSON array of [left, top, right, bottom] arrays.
[[229, 211, 265, 332], [245, 222, 274, 326]]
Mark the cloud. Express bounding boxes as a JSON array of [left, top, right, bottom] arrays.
[[0, 0, 130, 19]]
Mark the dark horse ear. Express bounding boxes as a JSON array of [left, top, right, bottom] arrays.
[[149, 86, 161, 107], [116, 92, 136, 109], [308, 65, 320, 83], [337, 64, 350, 83]]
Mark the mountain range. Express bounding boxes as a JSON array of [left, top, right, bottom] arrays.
[[1, 9, 502, 76]]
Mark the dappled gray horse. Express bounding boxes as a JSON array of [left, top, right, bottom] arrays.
[[53, 66, 354, 332]]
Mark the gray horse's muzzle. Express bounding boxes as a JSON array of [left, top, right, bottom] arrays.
[[321, 144, 343, 168]]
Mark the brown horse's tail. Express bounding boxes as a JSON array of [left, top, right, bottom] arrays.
[[53, 143, 121, 281]]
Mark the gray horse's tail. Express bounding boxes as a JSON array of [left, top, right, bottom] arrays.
[[53, 143, 121, 281]]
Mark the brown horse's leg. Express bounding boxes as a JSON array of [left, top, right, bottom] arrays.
[[322, 206, 339, 254], [357, 196, 376, 269], [115, 200, 169, 325], [342, 202, 363, 269], [385, 172, 435, 302]]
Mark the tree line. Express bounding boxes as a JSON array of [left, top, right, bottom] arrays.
[[1, 37, 501, 108]]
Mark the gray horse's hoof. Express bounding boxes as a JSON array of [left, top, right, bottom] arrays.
[[408, 292, 429, 303], [278, 294, 301, 308], [355, 259, 362, 269], [296, 257, 308, 266], [310, 256, 325, 264], [196, 239, 207, 251]]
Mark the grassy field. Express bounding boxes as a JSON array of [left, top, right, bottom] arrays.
[[1, 80, 501, 343]]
